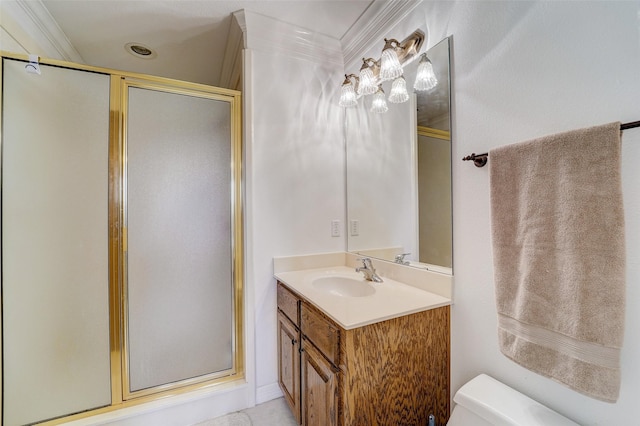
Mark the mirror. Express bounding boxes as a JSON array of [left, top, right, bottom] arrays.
[[345, 36, 452, 273]]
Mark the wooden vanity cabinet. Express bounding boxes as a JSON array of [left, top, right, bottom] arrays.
[[300, 337, 339, 426], [277, 281, 450, 426], [278, 310, 302, 422], [277, 285, 302, 423]]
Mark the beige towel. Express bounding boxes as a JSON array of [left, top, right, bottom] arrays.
[[490, 121, 626, 402]]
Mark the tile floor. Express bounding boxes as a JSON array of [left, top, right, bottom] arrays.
[[242, 397, 297, 426], [197, 397, 297, 426]]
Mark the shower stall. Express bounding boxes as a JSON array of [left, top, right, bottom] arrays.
[[1, 54, 244, 425]]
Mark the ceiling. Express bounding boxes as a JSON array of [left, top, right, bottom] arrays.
[[39, 0, 374, 87], [6, 1, 448, 125]]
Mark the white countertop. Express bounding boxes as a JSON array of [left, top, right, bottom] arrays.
[[275, 266, 451, 330]]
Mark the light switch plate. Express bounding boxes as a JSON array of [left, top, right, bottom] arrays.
[[331, 220, 340, 237], [350, 220, 359, 236]]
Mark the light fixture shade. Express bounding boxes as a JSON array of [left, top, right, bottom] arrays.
[[370, 86, 388, 113], [379, 39, 403, 81], [339, 80, 358, 108], [388, 76, 410, 104], [358, 62, 378, 96], [414, 54, 438, 91]]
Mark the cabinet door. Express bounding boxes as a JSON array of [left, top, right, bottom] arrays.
[[301, 339, 339, 426], [278, 311, 301, 423]]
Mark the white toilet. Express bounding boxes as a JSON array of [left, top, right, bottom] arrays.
[[446, 374, 580, 426]]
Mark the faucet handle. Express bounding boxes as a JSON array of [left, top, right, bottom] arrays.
[[395, 253, 411, 262], [355, 257, 383, 282], [356, 257, 372, 267]]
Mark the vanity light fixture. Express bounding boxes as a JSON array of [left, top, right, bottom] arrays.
[[370, 85, 389, 113], [388, 75, 410, 103], [358, 58, 379, 96], [414, 53, 438, 91], [340, 29, 430, 112], [379, 38, 403, 81], [339, 74, 360, 107]]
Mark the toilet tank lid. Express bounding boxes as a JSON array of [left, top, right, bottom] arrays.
[[453, 374, 580, 426]]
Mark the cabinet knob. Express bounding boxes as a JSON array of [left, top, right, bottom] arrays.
[[291, 338, 297, 345]]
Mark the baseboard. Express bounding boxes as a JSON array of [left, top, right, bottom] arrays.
[[256, 382, 283, 404]]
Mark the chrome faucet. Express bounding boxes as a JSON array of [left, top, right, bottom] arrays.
[[394, 252, 411, 265], [356, 257, 383, 282]]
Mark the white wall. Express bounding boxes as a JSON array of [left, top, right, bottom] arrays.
[[383, 2, 639, 424], [240, 10, 347, 401]]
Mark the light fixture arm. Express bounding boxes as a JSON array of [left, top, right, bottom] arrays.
[[343, 73, 360, 94], [362, 58, 377, 66], [383, 38, 400, 51], [360, 58, 380, 73], [343, 73, 359, 84], [396, 30, 425, 62]]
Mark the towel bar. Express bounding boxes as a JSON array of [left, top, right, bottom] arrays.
[[462, 120, 640, 167], [461, 153, 488, 167]]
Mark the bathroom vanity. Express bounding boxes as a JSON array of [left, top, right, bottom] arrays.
[[275, 263, 451, 426]]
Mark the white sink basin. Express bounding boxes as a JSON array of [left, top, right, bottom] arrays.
[[312, 276, 375, 297]]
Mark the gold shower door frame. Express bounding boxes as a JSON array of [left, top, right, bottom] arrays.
[[1, 53, 244, 424], [114, 76, 245, 403]]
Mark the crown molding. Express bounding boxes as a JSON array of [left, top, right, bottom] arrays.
[[0, 25, 27, 54], [219, 12, 246, 90], [200, 3, 424, 82], [342, 0, 423, 70], [239, 9, 343, 68], [1, 0, 83, 62], [232, 10, 248, 47]]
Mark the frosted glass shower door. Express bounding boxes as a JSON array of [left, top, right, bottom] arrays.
[[125, 84, 235, 395], [1, 59, 111, 425]]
